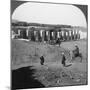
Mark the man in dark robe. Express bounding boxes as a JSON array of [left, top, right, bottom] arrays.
[[73, 44, 79, 57], [40, 56, 45, 65], [61, 52, 66, 67]]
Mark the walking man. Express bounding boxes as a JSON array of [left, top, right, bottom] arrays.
[[40, 56, 45, 65], [61, 52, 66, 67], [73, 44, 79, 57]]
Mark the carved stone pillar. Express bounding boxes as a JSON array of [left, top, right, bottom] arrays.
[[66, 31, 68, 40], [77, 31, 80, 39], [18, 29, 20, 36], [69, 30, 71, 40], [61, 31, 64, 41], [71, 30, 73, 40], [28, 29, 31, 40], [26, 29, 29, 39], [46, 30, 50, 42], [41, 30, 45, 42], [57, 31, 60, 39]]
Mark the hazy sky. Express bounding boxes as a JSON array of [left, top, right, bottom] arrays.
[[12, 1, 87, 28]]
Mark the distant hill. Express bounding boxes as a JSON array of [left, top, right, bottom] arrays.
[[12, 19, 72, 28], [12, 19, 87, 32]]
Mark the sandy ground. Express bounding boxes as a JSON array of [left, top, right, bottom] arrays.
[[29, 62, 87, 87], [11, 39, 88, 87]]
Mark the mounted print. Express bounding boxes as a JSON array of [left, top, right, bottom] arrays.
[[11, 0, 88, 89]]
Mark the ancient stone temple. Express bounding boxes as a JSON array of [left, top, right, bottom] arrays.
[[12, 26, 81, 43]]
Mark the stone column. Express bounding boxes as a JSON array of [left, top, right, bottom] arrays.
[[51, 31, 54, 40], [57, 31, 60, 39], [64, 31, 67, 41], [46, 30, 48, 40], [44, 30, 48, 41], [34, 30, 37, 41], [74, 30, 77, 40], [66, 31, 68, 40], [59, 32, 61, 40], [41, 30, 45, 42], [75, 30, 78, 40], [50, 31, 52, 40], [71, 30, 73, 40], [77, 30, 80, 39], [35, 31, 38, 41], [54, 31, 57, 40], [68, 31, 70, 40], [69, 30, 71, 40], [53, 31, 57, 40], [18, 29, 20, 36], [28, 29, 31, 40], [61, 31, 64, 41], [67, 31, 69, 40], [46, 30, 50, 42], [72, 30, 75, 40], [20, 29, 23, 38], [26, 29, 29, 39], [40, 30, 42, 42]]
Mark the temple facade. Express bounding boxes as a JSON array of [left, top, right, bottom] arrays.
[[12, 26, 80, 43]]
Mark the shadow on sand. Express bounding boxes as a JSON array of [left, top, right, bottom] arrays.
[[65, 64, 72, 67], [12, 66, 45, 90]]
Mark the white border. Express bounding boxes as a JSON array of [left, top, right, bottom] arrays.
[[0, 0, 89, 90]]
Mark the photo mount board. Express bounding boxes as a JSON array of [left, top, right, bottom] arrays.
[[11, 0, 88, 89]]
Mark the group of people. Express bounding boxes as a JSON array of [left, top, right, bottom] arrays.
[[39, 44, 80, 67], [61, 44, 80, 66]]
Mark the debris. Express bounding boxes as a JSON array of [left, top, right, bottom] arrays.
[[57, 79, 62, 84], [74, 78, 80, 82]]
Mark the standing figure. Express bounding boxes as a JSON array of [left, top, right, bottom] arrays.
[[58, 38, 61, 47], [40, 56, 44, 65], [61, 52, 66, 67], [56, 38, 61, 47], [71, 44, 82, 62], [73, 44, 79, 57]]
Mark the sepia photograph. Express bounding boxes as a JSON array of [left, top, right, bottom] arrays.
[[11, 0, 88, 89]]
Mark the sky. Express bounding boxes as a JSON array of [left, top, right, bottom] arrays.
[[11, 0, 87, 28]]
